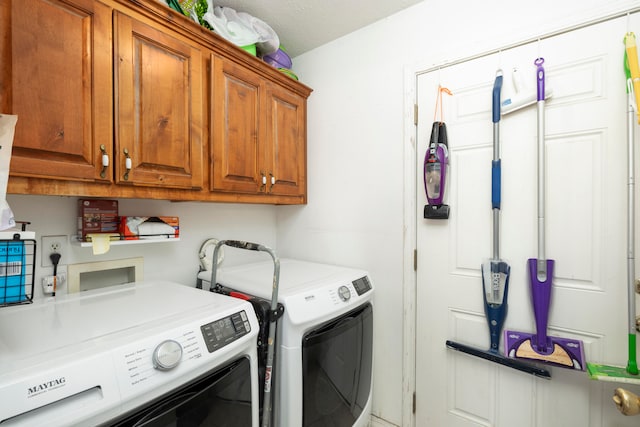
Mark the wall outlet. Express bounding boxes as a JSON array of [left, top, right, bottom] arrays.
[[42, 274, 66, 295], [42, 235, 68, 267]]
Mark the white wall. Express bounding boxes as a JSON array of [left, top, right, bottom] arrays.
[[282, 0, 640, 425], [7, 194, 277, 298]]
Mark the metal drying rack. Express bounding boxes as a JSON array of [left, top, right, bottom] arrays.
[[210, 240, 282, 427]]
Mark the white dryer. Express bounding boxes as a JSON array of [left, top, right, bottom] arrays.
[[0, 281, 260, 426], [206, 258, 374, 427]]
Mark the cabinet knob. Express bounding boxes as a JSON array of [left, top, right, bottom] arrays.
[[260, 171, 266, 191], [100, 144, 109, 179], [123, 148, 132, 181]]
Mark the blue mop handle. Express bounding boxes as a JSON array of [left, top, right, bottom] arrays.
[[492, 71, 503, 210], [492, 160, 501, 209], [492, 71, 503, 123]]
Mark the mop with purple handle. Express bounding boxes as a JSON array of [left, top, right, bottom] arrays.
[[504, 58, 586, 370]]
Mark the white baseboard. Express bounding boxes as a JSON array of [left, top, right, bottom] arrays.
[[369, 415, 400, 427]]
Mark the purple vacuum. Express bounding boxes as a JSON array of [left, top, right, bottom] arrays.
[[504, 58, 586, 370], [423, 121, 450, 219]]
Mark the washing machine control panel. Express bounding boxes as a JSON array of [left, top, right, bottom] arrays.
[[352, 276, 372, 296], [200, 310, 252, 353]]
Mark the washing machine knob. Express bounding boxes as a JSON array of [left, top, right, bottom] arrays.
[[152, 339, 183, 370], [338, 285, 351, 302]]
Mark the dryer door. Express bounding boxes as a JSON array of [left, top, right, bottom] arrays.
[[301, 303, 373, 427]]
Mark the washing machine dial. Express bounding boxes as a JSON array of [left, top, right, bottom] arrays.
[[338, 285, 351, 302], [152, 339, 183, 370]]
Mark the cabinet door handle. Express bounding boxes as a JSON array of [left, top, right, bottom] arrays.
[[260, 171, 266, 192], [269, 173, 275, 192], [123, 148, 132, 181], [100, 144, 109, 179]]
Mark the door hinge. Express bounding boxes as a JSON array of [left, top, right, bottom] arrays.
[[414, 249, 417, 271], [413, 391, 416, 414], [414, 104, 418, 126]]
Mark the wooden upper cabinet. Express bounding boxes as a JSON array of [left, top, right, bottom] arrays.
[[113, 11, 203, 189], [210, 53, 307, 200], [210, 54, 263, 194], [266, 83, 306, 197], [2, 0, 310, 203], [1, 0, 113, 182]]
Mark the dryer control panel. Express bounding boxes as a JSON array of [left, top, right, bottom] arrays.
[[352, 276, 372, 296]]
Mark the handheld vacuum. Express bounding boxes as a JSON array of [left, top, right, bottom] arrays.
[[423, 121, 450, 219]]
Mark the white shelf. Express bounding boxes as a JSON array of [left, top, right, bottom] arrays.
[[73, 236, 180, 248]]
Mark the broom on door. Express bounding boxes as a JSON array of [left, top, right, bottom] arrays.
[[586, 32, 640, 385]]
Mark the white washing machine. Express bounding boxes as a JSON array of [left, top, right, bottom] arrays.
[[203, 258, 374, 427], [0, 281, 260, 426]]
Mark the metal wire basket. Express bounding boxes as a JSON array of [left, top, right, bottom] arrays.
[[0, 236, 35, 307]]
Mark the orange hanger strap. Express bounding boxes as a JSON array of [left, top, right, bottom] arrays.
[[433, 85, 453, 122]]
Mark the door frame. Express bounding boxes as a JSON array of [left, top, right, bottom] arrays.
[[401, 63, 418, 427], [400, 6, 640, 427]]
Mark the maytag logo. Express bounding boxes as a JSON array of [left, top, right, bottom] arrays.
[[28, 377, 66, 397]]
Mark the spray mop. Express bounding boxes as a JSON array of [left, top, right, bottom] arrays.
[[586, 32, 640, 386], [504, 58, 586, 371], [446, 70, 551, 379]]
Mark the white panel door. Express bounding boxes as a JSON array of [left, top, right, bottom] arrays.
[[416, 15, 640, 426]]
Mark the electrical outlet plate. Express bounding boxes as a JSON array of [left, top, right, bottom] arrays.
[[42, 274, 66, 295], [42, 235, 69, 267]]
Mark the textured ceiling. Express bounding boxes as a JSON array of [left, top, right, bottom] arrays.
[[211, 0, 423, 57]]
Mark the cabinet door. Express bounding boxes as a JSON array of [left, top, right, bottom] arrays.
[[210, 54, 264, 194], [114, 12, 203, 189], [264, 84, 307, 197], [1, 0, 112, 182]]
